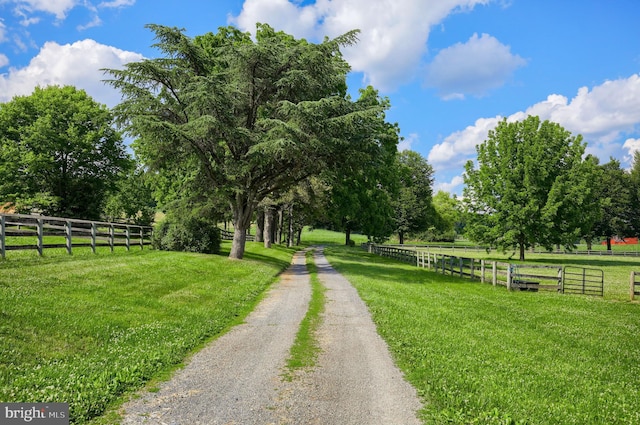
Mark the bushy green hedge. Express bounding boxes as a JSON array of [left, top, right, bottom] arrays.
[[153, 215, 221, 254]]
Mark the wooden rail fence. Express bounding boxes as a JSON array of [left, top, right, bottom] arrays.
[[0, 213, 153, 258], [388, 244, 640, 258], [365, 243, 603, 296], [220, 229, 255, 242]]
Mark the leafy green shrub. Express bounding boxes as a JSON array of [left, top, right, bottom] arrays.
[[153, 215, 220, 254]]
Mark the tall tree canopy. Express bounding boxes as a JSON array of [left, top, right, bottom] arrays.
[[103, 167, 156, 226], [429, 191, 463, 242], [463, 116, 591, 260], [392, 150, 434, 244], [0, 85, 130, 219], [106, 24, 395, 259], [592, 158, 636, 250], [322, 87, 399, 244]]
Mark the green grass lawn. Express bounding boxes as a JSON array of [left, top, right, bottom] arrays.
[[0, 241, 295, 424], [5, 228, 639, 425], [324, 246, 640, 425], [284, 249, 326, 377]]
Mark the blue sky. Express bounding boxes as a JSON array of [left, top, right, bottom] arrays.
[[1, 0, 639, 195]]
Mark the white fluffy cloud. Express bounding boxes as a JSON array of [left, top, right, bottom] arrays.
[[231, 0, 492, 91], [232, 0, 319, 40], [98, 0, 136, 8], [424, 33, 526, 99], [1, 0, 135, 29], [436, 175, 465, 193], [428, 74, 640, 169], [428, 116, 500, 167], [623, 138, 640, 160], [398, 132, 419, 151], [5, 0, 79, 20], [0, 39, 143, 106], [0, 53, 8, 67]]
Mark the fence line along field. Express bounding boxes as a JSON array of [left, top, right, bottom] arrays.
[[325, 246, 640, 425], [365, 243, 640, 301], [0, 213, 153, 258]]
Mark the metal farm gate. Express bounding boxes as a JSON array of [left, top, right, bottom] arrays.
[[562, 267, 604, 296]]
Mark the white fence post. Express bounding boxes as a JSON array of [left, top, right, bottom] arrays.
[[558, 268, 563, 292], [492, 262, 497, 286], [126, 226, 131, 251]]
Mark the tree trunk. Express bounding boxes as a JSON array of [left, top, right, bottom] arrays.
[[277, 208, 284, 244], [585, 237, 593, 251], [398, 231, 404, 245], [345, 227, 351, 246], [264, 207, 274, 248], [230, 197, 253, 259], [271, 209, 278, 244], [255, 209, 264, 243], [230, 227, 247, 260], [606, 236, 612, 251], [296, 227, 302, 245], [287, 205, 294, 248], [519, 242, 525, 261]]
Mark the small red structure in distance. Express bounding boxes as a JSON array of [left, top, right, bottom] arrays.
[[602, 237, 639, 245]]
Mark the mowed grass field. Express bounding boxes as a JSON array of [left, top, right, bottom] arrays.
[[3, 229, 640, 424], [0, 242, 296, 424], [324, 246, 640, 425]]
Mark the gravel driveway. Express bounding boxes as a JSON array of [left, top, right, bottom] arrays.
[[120, 248, 423, 424]]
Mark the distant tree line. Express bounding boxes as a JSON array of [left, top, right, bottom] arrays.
[[463, 115, 640, 260]]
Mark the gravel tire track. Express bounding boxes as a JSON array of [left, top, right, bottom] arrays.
[[273, 248, 423, 424], [120, 247, 423, 424], [120, 250, 311, 425]]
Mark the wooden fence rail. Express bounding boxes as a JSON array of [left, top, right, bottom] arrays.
[[364, 243, 603, 296], [369, 244, 512, 286], [220, 229, 255, 242], [0, 213, 153, 258], [389, 244, 640, 258]]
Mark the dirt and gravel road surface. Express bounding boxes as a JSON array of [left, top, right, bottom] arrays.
[[121, 248, 423, 424]]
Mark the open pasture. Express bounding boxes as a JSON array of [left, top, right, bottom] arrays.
[[325, 246, 640, 425]]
